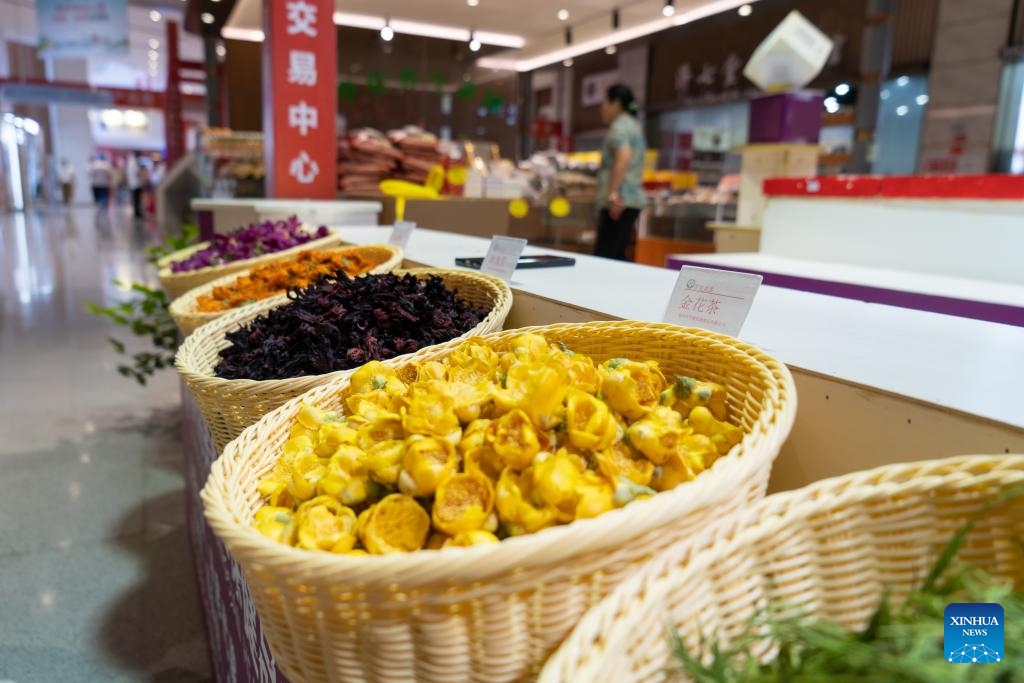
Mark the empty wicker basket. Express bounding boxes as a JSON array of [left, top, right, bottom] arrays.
[[540, 454, 1024, 683], [158, 226, 342, 301], [176, 268, 512, 451], [168, 244, 403, 336], [201, 321, 797, 683]]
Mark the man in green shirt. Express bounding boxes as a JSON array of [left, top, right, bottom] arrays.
[[595, 84, 645, 261]]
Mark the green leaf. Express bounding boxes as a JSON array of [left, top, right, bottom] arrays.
[[108, 337, 126, 353]]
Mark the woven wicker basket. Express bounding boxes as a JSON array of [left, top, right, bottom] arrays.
[[540, 454, 1024, 683], [201, 321, 797, 683], [158, 227, 342, 301], [168, 244, 403, 336], [177, 268, 512, 452]]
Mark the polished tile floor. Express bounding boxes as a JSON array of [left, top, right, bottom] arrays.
[[0, 205, 211, 682]]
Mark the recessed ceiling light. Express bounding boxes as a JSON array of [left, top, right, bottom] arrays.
[[880, 89, 890, 100], [897, 75, 909, 86], [557, 9, 569, 21], [381, 24, 394, 41], [605, 45, 617, 55], [149, 10, 161, 22], [896, 105, 909, 116], [563, 58, 573, 67], [737, 4, 752, 17], [216, 44, 227, 57], [467, 0, 479, 6], [201, 12, 214, 24], [148, 39, 159, 49], [148, 50, 159, 60], [834, 83, 850, 96], [916, 94, 929, 105]]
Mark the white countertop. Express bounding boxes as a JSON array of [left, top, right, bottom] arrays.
[[339, 226, 1024, 428], [667, 252, 1024, 307]]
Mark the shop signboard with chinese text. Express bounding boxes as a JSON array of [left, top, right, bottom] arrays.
[[263, 0, 337, 198]]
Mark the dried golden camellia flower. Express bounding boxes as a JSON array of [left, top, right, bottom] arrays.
[[397, 435, 459, 497], [432, 472, 496, 536], [416, 360, 447, 382], [626, 406, 688, 465], [494, 362, 568, 431], [253, 506, 296, 544], [566, 388, 621, 451], [532, 450, 586, 522], [688, 406, 743, 455], [359, 494, 431, 554], [294, 495, 358, 553], [486, 409, 542, 471], [349, 360, 407, 397], [496, 467, 557, 536], [660, 375, 728, 421], [574, 471, 616, 519], [596, 441, 655, 487], [401, 390, 462, 445], [599, 358, 666, 421], [445, 339, 500, 385]]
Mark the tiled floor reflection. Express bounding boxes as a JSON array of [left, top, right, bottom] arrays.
[[0, 205, 210, 682]]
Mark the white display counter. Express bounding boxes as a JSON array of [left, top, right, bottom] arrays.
[[339, 225, 1024, 490]]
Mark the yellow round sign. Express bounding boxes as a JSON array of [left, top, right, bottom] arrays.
[[508, 198, 530, 219], [425, 165, 446, 192], [446, 166, 468, 187], [549, 197, 571, 218]]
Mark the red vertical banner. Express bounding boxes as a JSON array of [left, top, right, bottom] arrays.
[[164, 21, 184, 166], [263, 0, 337, 198]]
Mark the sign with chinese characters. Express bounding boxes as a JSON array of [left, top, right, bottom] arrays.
[[388, 221, 415, 250], [480, 236, 527, 282], [263, 0, 336, 198], [36, 0, 129, 56], [663, 266, 762, 337]]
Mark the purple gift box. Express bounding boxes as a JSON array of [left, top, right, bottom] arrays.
[[748, 90, 824, 144]]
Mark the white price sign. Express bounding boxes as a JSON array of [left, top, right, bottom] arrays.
[[479, 236, 527, 282], [663, 266, 762, 337], [388, 221, 415, 249]]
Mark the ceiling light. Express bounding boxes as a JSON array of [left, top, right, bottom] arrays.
[[148, 50, 159, 60], [149, 10, 161, 22], [216, 44, 227, 57], [896, 105, 909, 116], [123, 110, 147, 127], [469, 34, 481, 52], [381, 24, 394, 41], [148, 39, 159, 49], [557, 9, 569, 21], [332, 12, 524, 48], [897, 75, 909, 86], [737, 4, 752, 16], [467, 0, 479, 5], [201, 12, 214, 24], [916, 94, 929, 106], [221, 27, 265, 41], [824, 96, 838, 108], [834, 83, 850, 96], [880, 89, 890, 100], [663, 0, 675, 17], [605, 44, 617, 55], [563, 58, 574, 67], [824, 101, 839, 114]]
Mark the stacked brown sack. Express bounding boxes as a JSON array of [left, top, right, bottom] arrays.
[[388, 127, 444, 185], [337, 129, 401, 193]]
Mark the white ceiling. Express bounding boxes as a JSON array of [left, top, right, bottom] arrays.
[[225, 0, 760, 71], [0, 0, 204, 90]]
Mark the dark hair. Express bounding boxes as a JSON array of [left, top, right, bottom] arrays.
[[606, 84, 639, 116]]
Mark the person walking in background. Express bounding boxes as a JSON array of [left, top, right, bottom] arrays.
[[58, 158, 75, 205], [126, 153, 144, 218], [595, 84, 646, 261], [88, 155, 113, 208]]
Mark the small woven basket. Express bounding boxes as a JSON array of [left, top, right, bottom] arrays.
[[158, 227, 343, 301], [177, 268, 512, 452], [540, 454, 1024, 683], [168, 244, 403, 336], [201, 321, 797, 683]]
